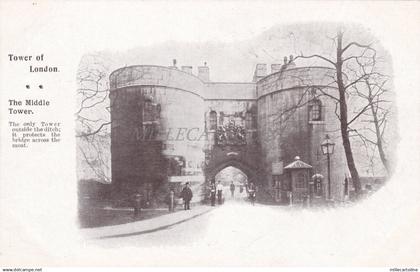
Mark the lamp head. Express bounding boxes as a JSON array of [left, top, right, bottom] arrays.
[[321, 134, 335, 155]]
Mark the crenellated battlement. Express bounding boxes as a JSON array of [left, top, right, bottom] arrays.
[[109, 61, 335, 102]]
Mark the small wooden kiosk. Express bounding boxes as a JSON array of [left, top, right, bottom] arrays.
[[283, 156, 313, 205]]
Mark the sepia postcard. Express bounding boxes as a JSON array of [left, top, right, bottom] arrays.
[[0, 1, 420, 270]]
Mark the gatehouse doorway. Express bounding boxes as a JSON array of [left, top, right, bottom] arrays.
[[214, 166, 248, 201]]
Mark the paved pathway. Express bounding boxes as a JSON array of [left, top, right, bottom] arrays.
[[81, 204, 213, 240]]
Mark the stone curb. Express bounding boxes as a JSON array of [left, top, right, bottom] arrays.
[[81, 205, 213, 240]]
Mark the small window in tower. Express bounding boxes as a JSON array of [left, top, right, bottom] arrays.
[[296, 173, 306, 188], [245, 111, 253, 129], [209, 111, 217, 130], [309, 99, 322, 121]]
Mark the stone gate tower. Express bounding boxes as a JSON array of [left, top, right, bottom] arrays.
[[109, 59, 349, 203]]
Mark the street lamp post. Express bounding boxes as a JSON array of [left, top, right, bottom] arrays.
[[321, 134, 335, 200]]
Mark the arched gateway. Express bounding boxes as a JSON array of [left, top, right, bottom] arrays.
[[206, 158, 259, 185], [109, 61, 348, 204]]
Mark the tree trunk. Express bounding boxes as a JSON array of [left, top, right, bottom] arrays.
[[336, 31, 362, 195], [369, 99, 390, 174]]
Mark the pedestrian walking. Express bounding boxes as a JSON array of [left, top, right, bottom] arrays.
[[180, 182, 193, 210], [216, 181, 223, 205], [230, 181, 235, 198], [210, 182, 216, 206], [248, 182, 256, 205]]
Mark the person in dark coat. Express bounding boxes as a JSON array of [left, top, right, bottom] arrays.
[[210, 182, 216, 206], [216, 181, 224, 205], [230, 182, 235, 198], [180, 182, 193, 210], [248, 182, 256, 205]]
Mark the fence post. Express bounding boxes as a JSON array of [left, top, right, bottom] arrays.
[[169, 190, 174, 212], [134, 194, 142, 218]]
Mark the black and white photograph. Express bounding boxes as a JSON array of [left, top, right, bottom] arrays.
[[1, 1, 420, 270], [76, 22, 398, 243]]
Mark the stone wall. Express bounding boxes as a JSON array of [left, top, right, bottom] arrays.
[[109, 64, 354, 203], [256, 66, 336, 98], [110, 66, 206, 203], [256, 66, 348, 201], [110, 65, 205, 98], [203, 99, 260, 184]]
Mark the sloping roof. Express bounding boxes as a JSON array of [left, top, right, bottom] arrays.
[[284, 157, 312, 170]]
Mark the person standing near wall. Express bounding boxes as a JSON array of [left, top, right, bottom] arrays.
[[180, 182, 193, 210], [248, 182, 256, 205], [216, 181, 223, 205], [210, 182, 216, 206]]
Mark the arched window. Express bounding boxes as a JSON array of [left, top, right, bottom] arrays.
[[143, 100, 154, 122], [142, 100, 160, 140], [315, 180, 323, 196], [309, 99, 322, 121], [209, 111, 217, 130]]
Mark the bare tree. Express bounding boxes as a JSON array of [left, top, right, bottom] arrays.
[[76, 54, 112, 182], [295, 29, 386, 195], [349, 74, 392, 174], [76, 53, 111, 138], [75, 55, 165, 186]]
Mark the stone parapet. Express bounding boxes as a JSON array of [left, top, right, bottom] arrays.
[[110, 65, 206, 98], [256, 66, 337, 99]]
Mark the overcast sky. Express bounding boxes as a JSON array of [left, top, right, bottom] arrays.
[[92, 23, 390, 83]]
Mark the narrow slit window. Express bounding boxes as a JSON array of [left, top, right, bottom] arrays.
[[209, 111, 217, 130]]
